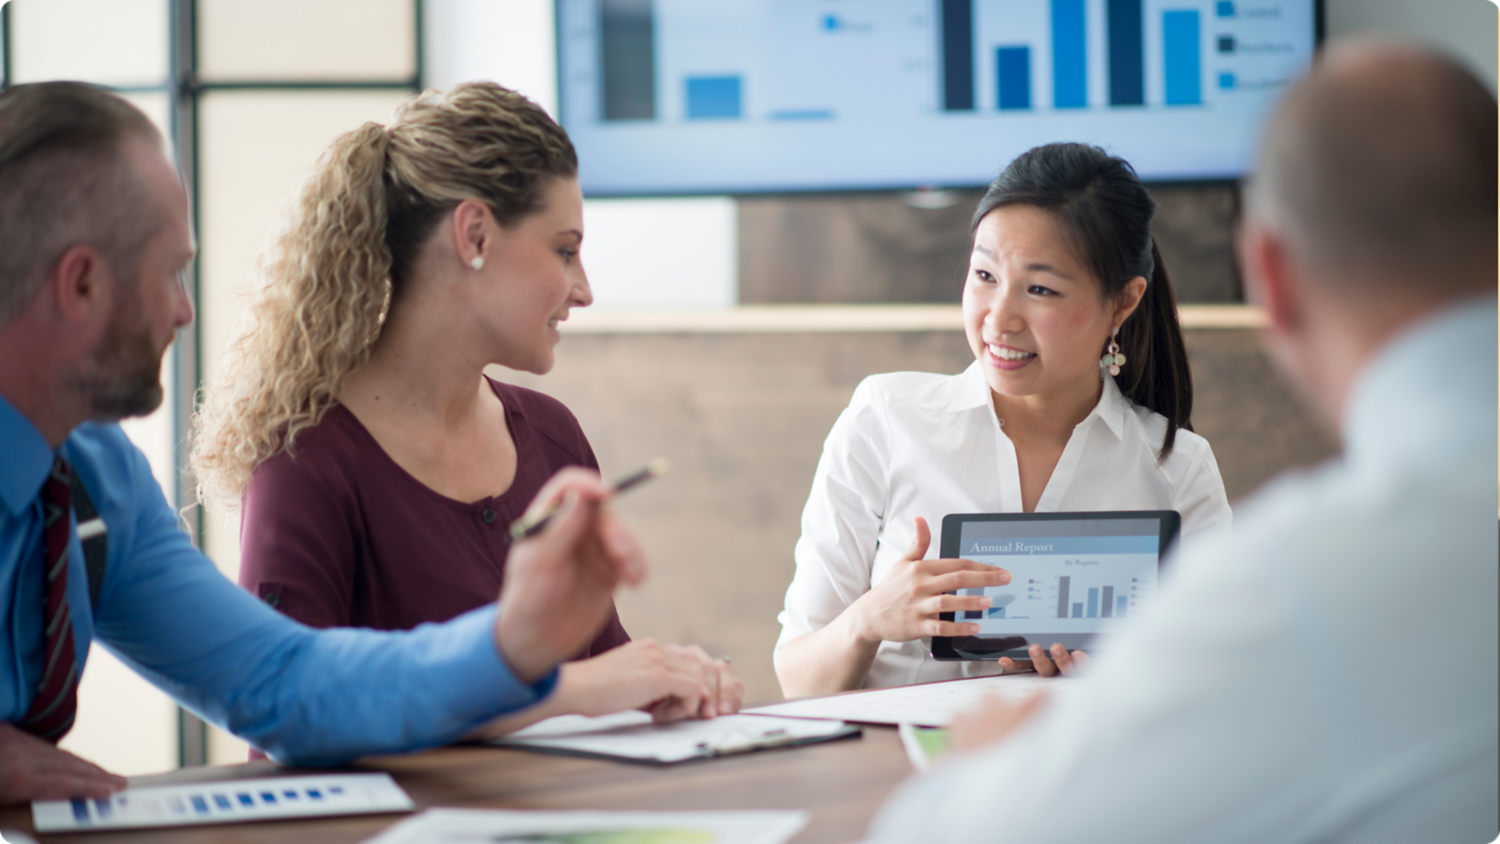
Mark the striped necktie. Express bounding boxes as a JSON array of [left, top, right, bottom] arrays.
[[18, 456, 80, 742]]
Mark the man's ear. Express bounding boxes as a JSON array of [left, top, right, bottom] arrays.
[[1237, 219, 1301, 336], [48, 244, 112, 325]]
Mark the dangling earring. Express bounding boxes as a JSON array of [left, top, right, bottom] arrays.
[[1101, 329, 1126, 377], [470, 256, 485, 271]]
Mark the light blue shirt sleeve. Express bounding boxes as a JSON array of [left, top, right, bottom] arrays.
[[0, 409, 556, 766]]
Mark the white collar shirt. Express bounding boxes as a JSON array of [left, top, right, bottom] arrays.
[[778, 360, 1232, 689], [867, 297, 1499, 844]]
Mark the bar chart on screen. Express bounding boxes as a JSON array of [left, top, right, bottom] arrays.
[[558, 0, 1317, 192]]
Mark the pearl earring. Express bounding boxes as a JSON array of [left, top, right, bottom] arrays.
[[1101, 329, 1126, 377], [470, 256, 485, 271]]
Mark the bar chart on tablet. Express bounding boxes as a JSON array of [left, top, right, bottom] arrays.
[[957, 535, 1160, 636]]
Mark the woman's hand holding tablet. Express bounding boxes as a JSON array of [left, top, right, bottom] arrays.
[[847, 517, 1011, 644], [999, 643, 1092, 678]]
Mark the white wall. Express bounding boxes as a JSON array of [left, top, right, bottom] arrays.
[[1326, 0, 1497, 92], [422, 0, 738, 311]]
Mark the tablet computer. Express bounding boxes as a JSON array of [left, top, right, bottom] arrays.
[[931, 511, 1181, 661]]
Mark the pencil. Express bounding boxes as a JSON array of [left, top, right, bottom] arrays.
[[508, 458, 671, 542]]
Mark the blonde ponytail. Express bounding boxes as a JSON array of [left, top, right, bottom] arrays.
[[192, 81, 577, 513], [190, 123, 392, 511]]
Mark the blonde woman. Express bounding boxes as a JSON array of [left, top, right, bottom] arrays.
[[193, 82, 741, 741]]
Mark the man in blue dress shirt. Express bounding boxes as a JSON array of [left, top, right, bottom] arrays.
[[869, 39, 1499, 844], [0, 82, 648, 802]]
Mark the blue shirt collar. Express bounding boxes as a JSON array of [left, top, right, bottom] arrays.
[[0, 392, 55, 516]]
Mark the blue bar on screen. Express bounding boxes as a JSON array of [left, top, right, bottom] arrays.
[[1052, 0, 1087, 107], [1072, 602, 1084, 618], [1163, 10, 1202, 104], [71, 799, 90, 823], [685, 76, 742, 119], [1118, 596, 1129, 616], [1107, 0, 1144, 105], [214, 794, 232, 810], [238, 793, 254, 807], [1087, 587, 1099, 618], [941, 0, 975, 110], [996, 47, 1032, 110], [191, 795, 210, 815]]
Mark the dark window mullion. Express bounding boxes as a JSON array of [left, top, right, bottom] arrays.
[[2, 2, 12, 89], [413, 0, 424, 91], [169, 0, 209, 772]]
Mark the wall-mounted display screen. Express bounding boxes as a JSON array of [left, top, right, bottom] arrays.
[[556, 0, 1320, 195]]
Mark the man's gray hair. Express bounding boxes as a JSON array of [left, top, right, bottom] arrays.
[[1245, 40, 1497, 292], [0, 82, 165, 325]]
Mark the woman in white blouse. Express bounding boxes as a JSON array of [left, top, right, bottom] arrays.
[[775, 143, 1233, 696]]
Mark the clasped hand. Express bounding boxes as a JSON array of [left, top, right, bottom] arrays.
[[563, 639, 744, 722]]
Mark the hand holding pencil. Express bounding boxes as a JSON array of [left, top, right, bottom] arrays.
[[492, 462, 668, 684]]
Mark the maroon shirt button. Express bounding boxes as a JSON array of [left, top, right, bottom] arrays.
[[481, 508, 497, 524]]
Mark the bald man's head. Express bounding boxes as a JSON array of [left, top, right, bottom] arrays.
[[1246, 40, 1496, 296]]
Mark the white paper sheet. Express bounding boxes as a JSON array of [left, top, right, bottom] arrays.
[[32, 772, 413, 833], [363, 808, 809, 844], [743, 674, 1050, 727], [493, 711, 853, 763]]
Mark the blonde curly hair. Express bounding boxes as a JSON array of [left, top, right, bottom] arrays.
[[191, 81, 577, 513]]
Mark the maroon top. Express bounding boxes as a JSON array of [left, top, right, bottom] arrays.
[[238, 376, 629, 655]]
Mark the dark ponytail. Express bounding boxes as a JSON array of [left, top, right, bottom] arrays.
[[1114, 240, 1192, 454], [971, 143, 1193, 456]]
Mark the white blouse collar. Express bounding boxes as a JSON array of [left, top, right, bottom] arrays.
[[949, 360, 1130, 439]]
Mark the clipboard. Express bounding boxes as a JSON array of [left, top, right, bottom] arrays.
[[488, 711, 860, 765]]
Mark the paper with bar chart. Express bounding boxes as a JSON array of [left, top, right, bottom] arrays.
[[32, 773, 413, 833], [558, 0, 1317, 193]]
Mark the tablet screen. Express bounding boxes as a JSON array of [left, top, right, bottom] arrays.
[[934, 511, 1179, 660]]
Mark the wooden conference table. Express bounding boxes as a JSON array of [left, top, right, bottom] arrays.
[[0, 724, 913, 844]]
